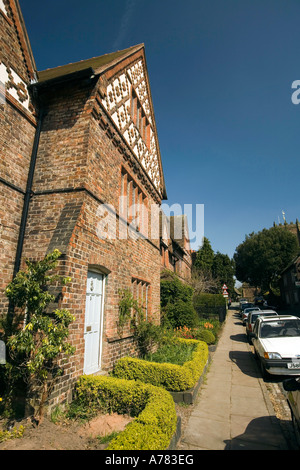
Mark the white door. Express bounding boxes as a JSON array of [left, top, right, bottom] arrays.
[[83, 271, 104, 374]]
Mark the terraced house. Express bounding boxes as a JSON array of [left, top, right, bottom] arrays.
[[0, 0, 167, 406]]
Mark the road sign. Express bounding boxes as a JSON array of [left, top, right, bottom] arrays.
[[222, 284, 228, 290], [222, 289, 228, 296]]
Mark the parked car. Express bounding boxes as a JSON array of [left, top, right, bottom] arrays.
[[246, 309, 277, 343], [283, 377, 300, 446], [252, 315, 300, 377], [242, 307, 261, 326], [239, 299, 248, 312], [239, 302, 254, 317]]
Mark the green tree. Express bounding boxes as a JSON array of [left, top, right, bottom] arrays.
[[234, 226, 299, 292], [193, 237, 214, 276], [212, 252, 235, 296]]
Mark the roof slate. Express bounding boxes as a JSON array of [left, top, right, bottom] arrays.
[[37, 44, 144, 83]]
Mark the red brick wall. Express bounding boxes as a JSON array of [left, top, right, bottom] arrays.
[[0, 0, 36, 314], [20, 75, 162, 408]]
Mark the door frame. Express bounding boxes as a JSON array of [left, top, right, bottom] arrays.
[[83, 268, 107, 374]]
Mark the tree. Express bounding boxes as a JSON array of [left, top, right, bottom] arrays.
[[193, 237, 214, 276], [212, 252, 235, 295], [234, 226, 299, 292], [192, 239, 235, 297]]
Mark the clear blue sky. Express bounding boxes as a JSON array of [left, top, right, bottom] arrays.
[[20, 0, 300, 259]]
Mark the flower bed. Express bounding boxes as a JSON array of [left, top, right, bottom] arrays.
[[113, 338, 209, 392], [71, 375, 177, 450]]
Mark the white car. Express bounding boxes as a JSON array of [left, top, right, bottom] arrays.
[[252, 315, 300, 377]]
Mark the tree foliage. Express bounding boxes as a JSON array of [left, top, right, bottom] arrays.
[[212, 252, 235, 295], [193, 238, 236, 297], [193, 237, 214, 275], [1, 249, 75, 423], [160, 272, 198, 329], [234, 226, 299, 291]]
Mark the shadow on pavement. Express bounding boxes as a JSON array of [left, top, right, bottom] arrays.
[[230, 333, 248, 343], [229, 350, 261, 378], [223, 416, 290, 450]]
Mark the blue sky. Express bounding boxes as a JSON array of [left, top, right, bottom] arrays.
[[20, 0, 300, 259]]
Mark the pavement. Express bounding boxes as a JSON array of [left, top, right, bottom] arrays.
[[177, 308, 291, 450]]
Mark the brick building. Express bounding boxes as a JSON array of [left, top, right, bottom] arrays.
[[160, 214, 192, 281], [0, 0, 167, 406]]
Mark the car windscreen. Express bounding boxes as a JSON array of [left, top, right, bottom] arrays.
[[251, 312, 275, 323], [250, 313, 260, 323], [260, 320, 300, 338]]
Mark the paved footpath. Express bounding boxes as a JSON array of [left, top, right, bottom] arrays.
[[177, 309, 290, 450]]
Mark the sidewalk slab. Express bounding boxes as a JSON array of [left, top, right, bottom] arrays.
[[177, 310, 289, 451]]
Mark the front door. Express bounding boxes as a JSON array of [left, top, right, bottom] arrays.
[[83, 271, 104, 375]]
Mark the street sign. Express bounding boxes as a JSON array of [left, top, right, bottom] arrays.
[[295, 281, 300, 287], [222, 284, 228, 290], [222, 289, 228, 296]]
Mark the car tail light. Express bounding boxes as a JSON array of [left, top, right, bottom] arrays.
[[248, 324, 252, 332]]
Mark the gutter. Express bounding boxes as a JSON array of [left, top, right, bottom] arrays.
[[13, 105, 45, 278]]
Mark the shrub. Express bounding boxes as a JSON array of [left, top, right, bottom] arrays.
[[113, 338, 209, 392], [1, 249, 75, 423], [163, 300, 198, 329], [71, 375, 177, 450], [193, 329, 215, 345], [194, 293, 226, 307], [161, 274, 194, 307], [161, 273, 198, 329]]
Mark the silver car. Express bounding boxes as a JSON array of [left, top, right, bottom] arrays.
[[242, 306, 261, 326], [246, 309, 278, 343]]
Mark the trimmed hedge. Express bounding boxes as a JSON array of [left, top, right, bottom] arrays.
[[72, 375, 177, 450], [194, 293, 226, 307], [113, 338, 209, 392]]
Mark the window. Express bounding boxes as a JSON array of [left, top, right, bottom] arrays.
[[132, 278, 150, 320], [131, 89, 151, 148], [120, 168, 148, 235]]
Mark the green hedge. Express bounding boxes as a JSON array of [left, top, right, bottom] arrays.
[[193, 293, 226, 307], [72, 375, 177, 450], [113, 338, 209, 392]]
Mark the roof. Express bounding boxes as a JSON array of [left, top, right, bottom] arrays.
[[37, 44, 144, 84], [35, 43, 167, 200], [281, 254, 300, 275]]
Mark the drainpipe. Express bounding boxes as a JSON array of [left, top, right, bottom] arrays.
[[13, 104, 45, 278]]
